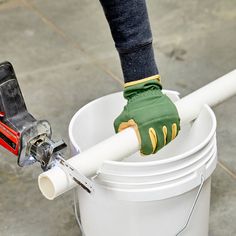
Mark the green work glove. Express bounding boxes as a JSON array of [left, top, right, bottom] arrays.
[[114, 75, 180, 155]]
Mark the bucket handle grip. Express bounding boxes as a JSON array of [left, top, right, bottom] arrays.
[[176, 175, 205, 236]]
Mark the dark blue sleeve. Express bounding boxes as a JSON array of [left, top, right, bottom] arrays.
[[99, 0, 159, 83]]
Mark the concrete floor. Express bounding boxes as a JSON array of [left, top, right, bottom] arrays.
[[0, 0, 235, 235]]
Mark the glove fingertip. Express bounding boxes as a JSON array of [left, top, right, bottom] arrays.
[[113, 119, 120, 133]]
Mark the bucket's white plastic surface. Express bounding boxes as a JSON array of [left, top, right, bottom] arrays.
[[69, 91, 217, 236]]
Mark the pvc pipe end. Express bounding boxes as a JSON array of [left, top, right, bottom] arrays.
[[38, 175, 56, 200], [38, 166, 73, 200]]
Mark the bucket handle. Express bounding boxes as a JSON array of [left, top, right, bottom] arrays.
[[73, 167, 206, 236], [73, 176, 206, 236], [74, 188, 86, 236], [175, 174, 205, 236]]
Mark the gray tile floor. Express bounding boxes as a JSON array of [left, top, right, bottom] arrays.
[[0, 0, 235, 235]]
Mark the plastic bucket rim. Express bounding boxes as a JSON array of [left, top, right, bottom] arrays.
[[97, 139, 216, 178], [95, 147, 217, 187]]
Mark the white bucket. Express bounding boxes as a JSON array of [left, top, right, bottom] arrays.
[[69, 91, 217, 236]]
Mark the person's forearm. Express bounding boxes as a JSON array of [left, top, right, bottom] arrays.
[[99, 0, 159, 83]]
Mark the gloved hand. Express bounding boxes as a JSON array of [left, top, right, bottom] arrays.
[[114, 75, 180, 155]]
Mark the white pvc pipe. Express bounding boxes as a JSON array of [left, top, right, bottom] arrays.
[[175, 70, 236, 124], [38, 70, 236, 200]]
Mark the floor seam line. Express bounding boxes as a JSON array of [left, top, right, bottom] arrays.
[[218, 160, 236, 180], [21, 0, 123, 86]]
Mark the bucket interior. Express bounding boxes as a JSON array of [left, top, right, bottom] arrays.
[[69, 91, 216, 164]]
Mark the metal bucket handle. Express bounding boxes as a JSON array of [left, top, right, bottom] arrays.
[[73, 173, 206, 236]]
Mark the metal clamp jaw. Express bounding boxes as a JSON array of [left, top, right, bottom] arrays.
[[19, 119, 67, 170], [19, 120, 94, 193]]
